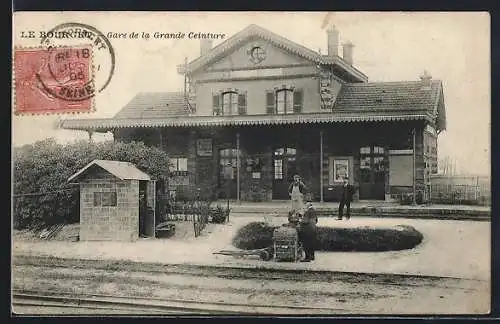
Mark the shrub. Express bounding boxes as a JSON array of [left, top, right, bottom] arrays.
[[13, 139, 170, 229], [399, 193, 414, 205], [315, 225, 423, 251], [174, 186, 191, 202], [232, 222, 423, 252], [210, 204, 229, 224], [232, 222, 276, 250]]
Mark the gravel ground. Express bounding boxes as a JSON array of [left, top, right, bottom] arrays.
[[12, 261, 490, 315], [12, 216, 491, 280]]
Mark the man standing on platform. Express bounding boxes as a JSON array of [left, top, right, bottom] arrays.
[[300, 201, 318, 261], [337, 177, 355, 220]]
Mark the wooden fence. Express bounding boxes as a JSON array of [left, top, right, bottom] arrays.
[[156, 199, 229, 238]]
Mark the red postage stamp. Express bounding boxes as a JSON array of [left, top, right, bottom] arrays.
[[13, 46, 95, 115]]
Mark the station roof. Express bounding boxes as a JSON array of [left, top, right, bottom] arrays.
[[60, 80, 445, 132]]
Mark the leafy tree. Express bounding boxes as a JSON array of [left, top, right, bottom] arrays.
[[13, 139, 170, 229]]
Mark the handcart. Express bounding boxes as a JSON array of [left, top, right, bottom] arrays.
[[213, 211, 306, 263], [214, 247, 273, 261]]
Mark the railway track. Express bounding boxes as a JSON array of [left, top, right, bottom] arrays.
[[13, 256, 488, 314], [12, 289, 353, 315], [13, 255, 473, 288]]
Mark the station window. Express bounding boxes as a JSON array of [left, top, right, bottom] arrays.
[[170, 158, 188, 172]]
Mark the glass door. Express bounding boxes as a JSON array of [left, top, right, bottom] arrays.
[[218, 148, 240, 199], [358, 145, 386, 200], [272, 147, 297, 199]]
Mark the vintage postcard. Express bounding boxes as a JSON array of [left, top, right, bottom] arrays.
[[12, 11, 491, 316]]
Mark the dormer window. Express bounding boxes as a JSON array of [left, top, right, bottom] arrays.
[[213, 89, 247, 116]]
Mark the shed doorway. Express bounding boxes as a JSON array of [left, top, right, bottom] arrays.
[[139, 180, 155, 238]]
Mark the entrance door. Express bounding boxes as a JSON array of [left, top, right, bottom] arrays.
[[272, 147, 297, 199], [138, 180, 155, 237], [218, 148, 240, 199], [358, 146, 386, 200]]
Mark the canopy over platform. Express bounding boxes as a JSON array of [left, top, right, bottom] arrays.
[[60, 80, 446, 133]]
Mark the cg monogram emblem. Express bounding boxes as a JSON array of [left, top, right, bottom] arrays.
[[248, 45, 267, 64]]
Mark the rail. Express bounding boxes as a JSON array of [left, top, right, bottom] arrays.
[[12, 289, 355, 315]]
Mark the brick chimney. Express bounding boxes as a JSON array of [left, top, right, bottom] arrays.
[[200, 39, 213, 57], [342, 41, 354, 65], [420, 70, 432, 90], [327, 25, 339, 56]]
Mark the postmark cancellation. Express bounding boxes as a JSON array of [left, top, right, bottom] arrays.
[[13, 45, 96, 115]]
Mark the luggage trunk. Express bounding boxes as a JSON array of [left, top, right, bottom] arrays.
[[273, 226, 299, 262]]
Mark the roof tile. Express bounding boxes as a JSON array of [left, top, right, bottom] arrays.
[[334, 80, 442, 113], [60, 80, 444, 131], [68, 159, 151, 182], [113, 92, 190, 120]]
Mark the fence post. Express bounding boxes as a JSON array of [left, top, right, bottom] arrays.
[[193, 215, 197, 237], [412, 128, 416, 205], [475, 176, 479, 201]]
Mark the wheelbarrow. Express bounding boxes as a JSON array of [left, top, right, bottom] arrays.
[[213, 247, 273, 261]]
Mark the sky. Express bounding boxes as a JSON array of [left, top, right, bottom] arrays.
[[12, 12, 490, 175]]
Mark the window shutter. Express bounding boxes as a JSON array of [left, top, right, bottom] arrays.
[[293, 89, 303, 113], [238, 93, 247, 115], [266, 91, 276, 114], [212, 94, 221, 116]]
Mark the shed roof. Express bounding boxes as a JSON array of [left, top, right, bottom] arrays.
[[67, 159, 151, 183]]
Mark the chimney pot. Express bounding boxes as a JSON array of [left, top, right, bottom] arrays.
[[342, 41, 354, 65], [326, 25, 339, 57], [420, 70, 432, 89], [200, 39, 213, 56]]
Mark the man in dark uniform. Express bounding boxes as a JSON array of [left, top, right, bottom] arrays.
[[337, 177, 355, 220], [299, 201, 318, 262]]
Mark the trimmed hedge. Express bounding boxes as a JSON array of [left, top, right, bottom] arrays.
[[13, 139, 170, 229], [232, 222, 276, 250], [232, 222, 423, 252]]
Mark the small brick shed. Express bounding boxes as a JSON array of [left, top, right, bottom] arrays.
[[68, 160, 156, 242]]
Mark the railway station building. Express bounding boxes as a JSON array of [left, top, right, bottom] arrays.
[[61, 24, 446, 202]]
